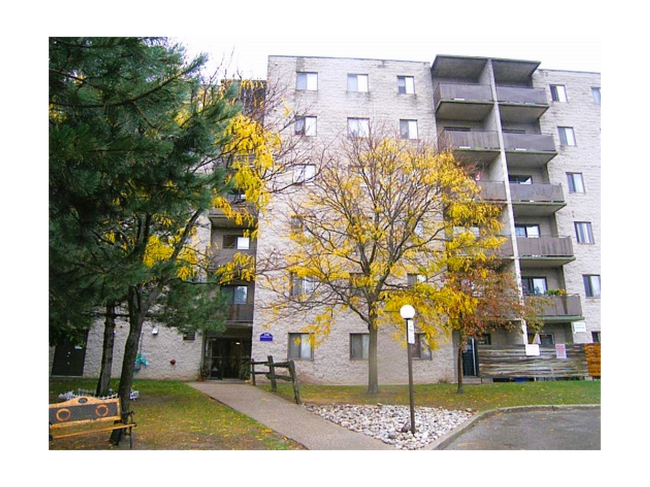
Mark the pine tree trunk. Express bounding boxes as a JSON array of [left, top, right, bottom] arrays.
[[367, 323, 379, 394], [110, 288, 144, 444], [96, 300, 116, 397]]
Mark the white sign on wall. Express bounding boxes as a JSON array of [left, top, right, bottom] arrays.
[[572, 322, 587, 333], [525, 344, 540, 356], [555, 343, 567, 359]]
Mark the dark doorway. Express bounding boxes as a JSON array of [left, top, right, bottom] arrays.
[[462, 338, 479, 377], [52, 333, 88, 376], [209, 337, 252, 380]]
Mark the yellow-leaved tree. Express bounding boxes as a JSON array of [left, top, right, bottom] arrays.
[[259, 128, 506, 393]]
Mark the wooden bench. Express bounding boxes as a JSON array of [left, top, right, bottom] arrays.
[[49, 396, 136, 449]]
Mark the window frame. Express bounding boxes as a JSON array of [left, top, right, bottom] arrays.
[[397, 75, 416, 95], [287, 333, 315, 362], [558, 126, 577, 146], [591, 87, 601, 105], [575, 221, 595, 244], [295, 116, 317, 136], [399, 119, 418, 140], [539, 333, 555, 346], [550, 84, 568, 102], [296, 71, 318, 91], [412, 333, 432, 360], [521, 276, 548, 296], [347, 73, 369, 93], [293, 164, 316, 185], [567, 172, 586, 193], [347, 117, 370, 138], [583, 274, 601, 298], [350, 333, 370, 362]]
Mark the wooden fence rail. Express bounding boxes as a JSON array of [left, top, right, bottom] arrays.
[[478, 345, 589, 379], [250, 356, 301, 404]]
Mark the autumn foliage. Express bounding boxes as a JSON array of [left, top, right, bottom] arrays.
[[258, 129, 508, 393]]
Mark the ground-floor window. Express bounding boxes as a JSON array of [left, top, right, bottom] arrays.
[[288, 333, 313, 360], [350, 333, 369, 360], [592, 331, 601, 343], [413, 333, 432, 359]]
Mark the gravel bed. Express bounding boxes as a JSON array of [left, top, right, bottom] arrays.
[[304, 403, 475, 449]]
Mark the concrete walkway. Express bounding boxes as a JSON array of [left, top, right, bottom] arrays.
[[189, 382, 392, 450]]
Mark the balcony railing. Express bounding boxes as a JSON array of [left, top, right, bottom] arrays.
[[517, 236, 574, 258], [503, 133, 556, 153], [226, 304, 254, 322], [440, 130, 500, 151], [526, 294, 583, 317], [478, 181, 507, 201], [510, 183, 565, 203], [434, 83, 493, 105], [210, 247, 256, 268], [496, 85, 548, 105]]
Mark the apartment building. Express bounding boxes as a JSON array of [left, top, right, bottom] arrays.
[[50, 54, 600, 385]]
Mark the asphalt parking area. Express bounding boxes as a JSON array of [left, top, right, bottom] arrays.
[[443, 407, 600, 450]]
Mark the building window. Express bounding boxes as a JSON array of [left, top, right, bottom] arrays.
[[397, 76, 415, 94], [567, 173, 586, 193], [183, 331, 196, 341], [583, 275, 601, 298], [522, 277, 548, 296], [558, 126, 576, 146], [348, 74, 369, 92], [223, 285, 248, 304], [295, 116, 317, 136], [515, 224, 540, 238], [477, 333, 492, 345], [348, 118, 370, 138], [288, 333, 313, 360], [550, 84, 568, 102], [575, 222, 594, 244], [291, 274, 316, 296], [592, 331, 601, 343], [223, 234, 250, 249], [413, 333, 432, 359], [592, 87, 601, 105], [296, 72, 317, 91], [350, 333, 370, 360], [400, 119, 418, 140], [407, 273, 426, 286], [236, 237, 250, 250], [508, 175, 533, 186], [293, 164, 316, 185], [539, 334, 555, 346]]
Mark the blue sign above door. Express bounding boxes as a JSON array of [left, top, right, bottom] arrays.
[[260, 333, 273, 342]]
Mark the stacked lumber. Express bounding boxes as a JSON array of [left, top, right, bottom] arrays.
[[584, 343, 601, 378]]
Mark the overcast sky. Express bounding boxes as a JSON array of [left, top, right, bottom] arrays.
[[175, 35, 601, 80]]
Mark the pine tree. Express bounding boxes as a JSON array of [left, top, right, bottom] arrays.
[[49, 38, 243, 430]]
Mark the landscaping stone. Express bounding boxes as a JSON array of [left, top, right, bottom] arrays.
[[304, 403, 474, 450]]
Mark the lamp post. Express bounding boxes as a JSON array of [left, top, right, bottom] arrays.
[[400, 304, 416, 434]]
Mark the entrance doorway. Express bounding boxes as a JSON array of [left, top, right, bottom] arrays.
[[208, 337, 252, 380], [52, 333, 88, 376], [462, 338, 479, 377]]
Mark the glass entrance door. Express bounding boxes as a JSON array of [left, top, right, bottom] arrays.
[[209, 338, 252, 380]]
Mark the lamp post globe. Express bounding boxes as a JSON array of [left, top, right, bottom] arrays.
[[400, 304, 415, 320]]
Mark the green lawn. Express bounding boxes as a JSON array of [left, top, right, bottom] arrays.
[[49, 378, 304, 450], [267, 380, 600, 412]]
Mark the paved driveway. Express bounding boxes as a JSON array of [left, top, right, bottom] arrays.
[[443, 407, 600, 450]]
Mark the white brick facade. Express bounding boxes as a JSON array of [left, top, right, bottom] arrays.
[[55, 55, 600, 384]]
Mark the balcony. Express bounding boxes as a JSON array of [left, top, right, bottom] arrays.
[[497, 85, 549, 123], [525, 294, 583, 322], [439, 129, 500, 164], [517, 236, 575, 267], [478, 181, 507, 202], [503, 133, 557, 167], [209, 194, 258, 226], [434, 83, 493, 121], [226, 304, 254, 323], [494, 238, 514, 259], [210, 246, 256, 268], [510, 183, 566, 216]]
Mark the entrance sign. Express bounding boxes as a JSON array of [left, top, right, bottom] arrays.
[[525, 344, 540, 356], [260, 333, 273, 342], [555, 343, 567, 359], [572, 321, 587, 333]]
